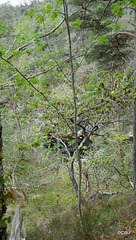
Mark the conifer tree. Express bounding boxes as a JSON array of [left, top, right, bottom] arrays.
[[71, 0, 134, 70]]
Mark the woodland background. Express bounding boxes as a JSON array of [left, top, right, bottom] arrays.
[[0, 0, 136, 239]]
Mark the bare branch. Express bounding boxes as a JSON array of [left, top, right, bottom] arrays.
[[94, 0, 112, 22], [115, 32, 134, 38], [0, 83, 15, 90], [127, 20, 135, 27], [7, 42, 32, 60], [13, 187, 28, 203], [128, 176, 134, 188], [6, 37, 16, 55], [49, 133, 71, 158], [27, 64, 58, 79]]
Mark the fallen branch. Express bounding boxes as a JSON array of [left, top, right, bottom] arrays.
[[98, 190, 122, 197]]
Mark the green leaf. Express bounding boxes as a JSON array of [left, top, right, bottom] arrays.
[[101, 19, 109, 24], [128, 0, 136, 7], [36, 15, 45, 24], [30, 78, 38, 84], [0, 216, 11, 227], [87, 79, 98, 91], [113, 6, 124, 17], [45, 2, 54, 14], [51, 11, 59, 19], [17, 144, 29, 151], [12, 50, 22, 56], [98, 36, 109, 45], [83, 146, 88, 150], [56, 0, 63, 7], [28, 8, 38, 19], [0, 177, 6, 184], [3, 194, 8, 200], [7, 216, 11, 223], [89, 36, 95, 40], [16, 78, 27, 88], [0, 219, 6, 227], [75, 62, 80, 67], [48, 100, 55, 106], [32, 99, 39, 108], [0, 51, 3, 56], [31, 140, 40, 148], [107, 23, 119, 31], [73, 19, 82, 30]]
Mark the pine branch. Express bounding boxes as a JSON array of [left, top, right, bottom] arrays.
[[100, 32, 134, 56]]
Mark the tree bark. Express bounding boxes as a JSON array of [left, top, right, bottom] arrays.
[[0, 116, 7, 239]]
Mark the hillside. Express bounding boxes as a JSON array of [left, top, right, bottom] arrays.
[[0, 0, 136, 239]]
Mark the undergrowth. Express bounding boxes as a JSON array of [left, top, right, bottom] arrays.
[[6, 167, 136, 240]]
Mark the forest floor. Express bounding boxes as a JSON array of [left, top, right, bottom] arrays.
[[6, 167, 136, 240]]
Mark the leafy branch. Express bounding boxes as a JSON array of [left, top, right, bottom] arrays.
[[7, 17, 65, 60], [0, 56, 72, 131]]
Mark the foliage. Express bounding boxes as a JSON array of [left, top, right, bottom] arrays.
[[0, 0, 136, 238]]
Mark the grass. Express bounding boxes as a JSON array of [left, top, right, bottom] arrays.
[[6, 164, 136, 240]]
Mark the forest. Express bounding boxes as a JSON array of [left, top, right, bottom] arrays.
[[0, 0, 136, 239]]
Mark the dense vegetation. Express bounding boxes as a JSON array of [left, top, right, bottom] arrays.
[[0, 0, 136, 239]]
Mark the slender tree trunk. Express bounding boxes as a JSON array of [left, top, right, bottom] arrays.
[[133, 7, 136, 189], [0, 116, 7, 239], [63, 0, 83, 222], [69, 162, 85, 204]]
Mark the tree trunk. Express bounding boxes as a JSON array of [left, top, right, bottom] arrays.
[[0, 116, 7, 239], [9, 205, 26, 240], [63, 0, 83, 222], [69, 162, 85, 204], [133, 7, 136, 189]]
